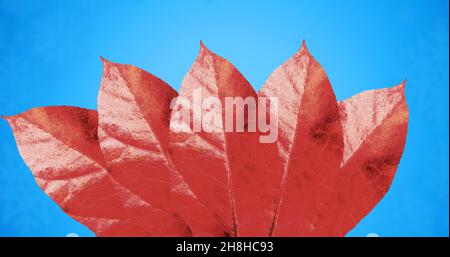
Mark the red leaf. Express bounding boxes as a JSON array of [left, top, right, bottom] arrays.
[[3, 107, 191, 236], [97, 58, 228, 236], [258, 42, 343, 236], [168, 43, 284, 236], [333, 82, 408, 235], [4, 42, 409, 236]]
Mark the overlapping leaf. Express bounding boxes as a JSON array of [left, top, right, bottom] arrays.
[[3, 42, 408, 236], [4, 107, 191, 236], [168, 44, 284, 236], [259, 42, 343, 236], [97, 58, 227, 236]]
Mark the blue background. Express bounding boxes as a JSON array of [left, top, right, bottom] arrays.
[[0, 0, 448, 237]]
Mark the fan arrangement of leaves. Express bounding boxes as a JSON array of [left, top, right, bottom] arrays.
[[3, 41, 408, 236]]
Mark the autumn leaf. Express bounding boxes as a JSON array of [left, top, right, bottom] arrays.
[[97, 58, 228, 236], [168, 43, 284, 236], [258, 42, 343, 236], [3, 107, 191, 236], [3, 41, 408, 237], [333, 82, 408, 236], [258, 42, 408, 236]]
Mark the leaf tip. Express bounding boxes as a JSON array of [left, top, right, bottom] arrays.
[[100, 56, 112, 65], [401, 79, 407, 88], [394, 80, 407, 94], [99, 56, 119, 75], [1, 114, 16, 126], [196, 40, 222, 64], [398, 80, 407, 100], [300, 39, 310, 54], [301, 39, 307, 50], [199, 40, 213, 55]]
